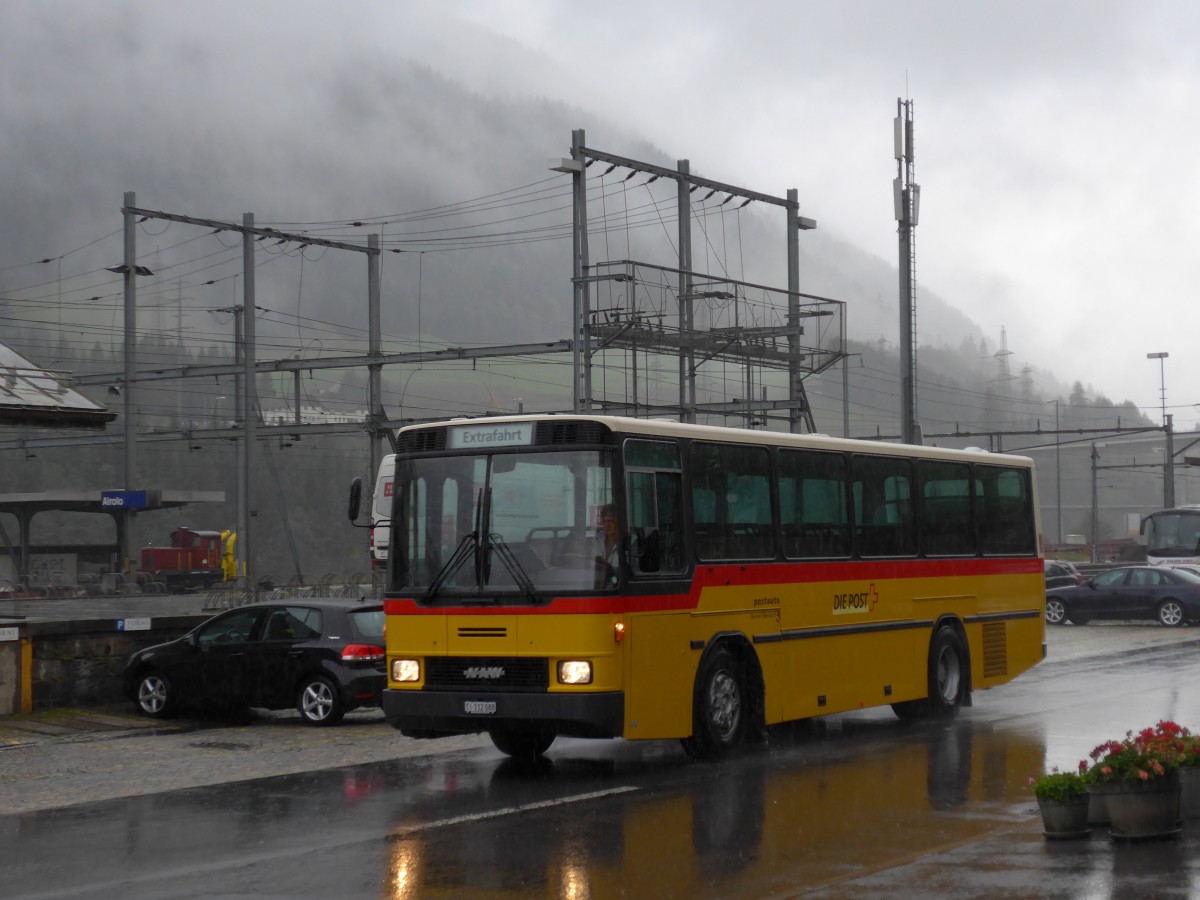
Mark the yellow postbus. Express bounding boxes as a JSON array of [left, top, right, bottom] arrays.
[[377, 415, 1045, 759]]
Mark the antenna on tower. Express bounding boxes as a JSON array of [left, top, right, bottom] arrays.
[[894, 97, 920, 444]]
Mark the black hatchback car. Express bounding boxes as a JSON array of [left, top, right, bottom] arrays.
[[1044, 565, 1200, 627], [124, 598, 385, 725]]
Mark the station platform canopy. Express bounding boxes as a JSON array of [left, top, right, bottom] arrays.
[[0, 490, 226, 517], [0, 490, 227, 584]]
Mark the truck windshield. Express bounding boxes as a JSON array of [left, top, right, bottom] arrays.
[[394, 448, 616, 598]]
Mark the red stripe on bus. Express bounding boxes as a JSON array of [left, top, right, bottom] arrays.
[[382, 556, 1042, 616]]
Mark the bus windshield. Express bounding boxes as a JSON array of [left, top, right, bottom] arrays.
[[1143, 510, 1200, 560], [394, 448, 616, 598]]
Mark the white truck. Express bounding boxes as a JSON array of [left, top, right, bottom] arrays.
[[369, 454, 395, 569]]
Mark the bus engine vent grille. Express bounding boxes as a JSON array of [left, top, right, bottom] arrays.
[[536, 421, 609, 446], [425, 657, 549, 692], [396, 429, 446, 453], [981, 622, 1007, 678]]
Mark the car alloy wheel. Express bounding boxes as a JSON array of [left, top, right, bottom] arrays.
[[1158, 599, 1186, 627], [1045, 597, 1066, 625], [297, 675, 344, 726], [136, 672, 175, 718]]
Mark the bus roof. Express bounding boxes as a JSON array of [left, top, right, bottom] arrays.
[[399, 414, 1035, 466]]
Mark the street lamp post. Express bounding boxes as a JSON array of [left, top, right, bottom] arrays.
[[1091, 443, 1100, 563], [1147, 352, 1174, 508], [1148, 351, 1169, 423]]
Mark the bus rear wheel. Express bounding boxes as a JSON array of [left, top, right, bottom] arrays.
[[489, 726, 556, 760], [683, 647, 747, 759], [892, 626, 968, 721]]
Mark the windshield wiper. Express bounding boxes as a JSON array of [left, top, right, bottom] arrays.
[[487, 533, 538, 602], [424, 532, 478, 602]]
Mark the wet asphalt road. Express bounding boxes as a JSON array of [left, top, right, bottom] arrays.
[[4, 624, 1200, 898]]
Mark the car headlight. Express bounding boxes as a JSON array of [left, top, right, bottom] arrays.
[[392, 659, 420, 682], [557, 660, 592, 685]]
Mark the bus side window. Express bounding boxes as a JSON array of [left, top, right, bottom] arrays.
[[690, 442, 773, 560], [778, 449, 850, 559], [976, 465, 1035, 555], [852, 455, 916, 558], [918, 459, 974, 556]]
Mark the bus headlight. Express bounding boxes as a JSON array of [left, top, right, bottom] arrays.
[[557, 660, 593, 685], [392, 659, 420, 682]]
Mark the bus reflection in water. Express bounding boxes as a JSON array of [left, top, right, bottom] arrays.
[[380, 721, 1045, 897]]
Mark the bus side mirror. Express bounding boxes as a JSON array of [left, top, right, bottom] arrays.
[[348, 477, 363, 522]]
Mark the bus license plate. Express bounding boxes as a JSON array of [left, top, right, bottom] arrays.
[[464, 700, 497, 715]]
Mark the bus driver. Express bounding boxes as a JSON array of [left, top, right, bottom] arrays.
[[595, 504, 619, 587]]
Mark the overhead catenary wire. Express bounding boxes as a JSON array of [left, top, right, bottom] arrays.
[[2, 169, 1161, 445]]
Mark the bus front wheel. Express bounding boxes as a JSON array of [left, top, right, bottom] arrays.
[[683, 647, 747, 759], [892, 626, 968, 721], [489, 726, 556, 760]]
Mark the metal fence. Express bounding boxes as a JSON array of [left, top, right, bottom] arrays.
[[202, 571, 386, 610]]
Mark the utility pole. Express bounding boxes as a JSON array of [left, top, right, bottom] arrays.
[[232, 306, 244, 583], [678, 158, 694, 424], [1054, 399, 1062, 544], [894, 99, 921, 445], [240, 214, 257, 590], [175, 280, 184, 426], [557, 129, 593, 413], [367, 232, 384, 482], [841, 351, 850, 438], [793, 195, 818, 434], [121, 191, 138, 574], [1091, 443, 1099, 563], [1166, 413, 1176, 508]]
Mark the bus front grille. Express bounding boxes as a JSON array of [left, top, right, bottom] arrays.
[[425, 657, 549, 692]]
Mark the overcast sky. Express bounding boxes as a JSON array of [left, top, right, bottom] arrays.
[[443, 0, 1200, 429], [7, 1, 1200, 428]]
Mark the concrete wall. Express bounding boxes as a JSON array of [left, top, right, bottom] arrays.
[[0, 616, 206, 715]]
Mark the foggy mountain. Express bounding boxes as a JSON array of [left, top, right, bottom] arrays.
[[0, 6, 1153, 576], [7, 5, 1013, 369]]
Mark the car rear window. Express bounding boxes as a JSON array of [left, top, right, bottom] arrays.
[[348, 608, 385, 639]]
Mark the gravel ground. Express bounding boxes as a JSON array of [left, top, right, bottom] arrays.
[[2, 622, 1198, 817], [0, 706, 490, 815]]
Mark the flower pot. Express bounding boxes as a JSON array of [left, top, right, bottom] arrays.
[[1088, 783, 1113, 826], [1037, 793, 1091, 838], [1104, 773, 1181, 840], [1179, 765, 1200, 820]]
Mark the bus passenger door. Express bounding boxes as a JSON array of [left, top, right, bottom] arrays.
[[622, 438, 694, 737]]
